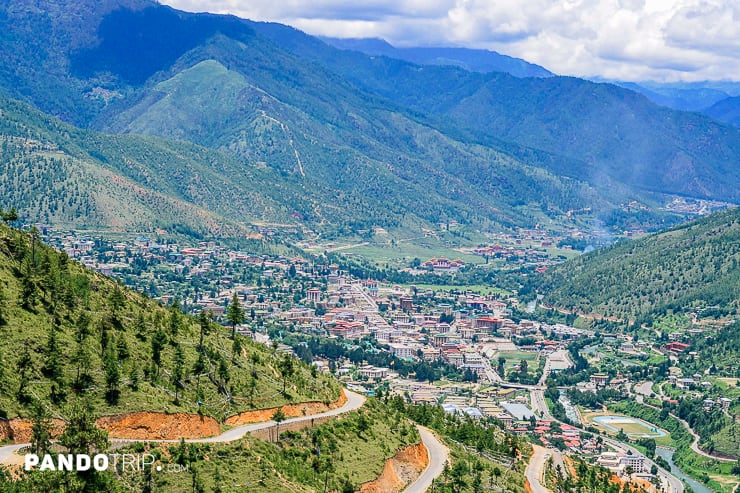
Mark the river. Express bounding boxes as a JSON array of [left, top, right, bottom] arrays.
[[655, 446, 714, 493]]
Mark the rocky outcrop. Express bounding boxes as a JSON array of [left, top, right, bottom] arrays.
[[358, 442, 428, 493]]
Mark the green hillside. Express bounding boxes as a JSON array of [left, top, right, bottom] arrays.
[[0, 222, 341, 420], [533, 207, 740, 322]]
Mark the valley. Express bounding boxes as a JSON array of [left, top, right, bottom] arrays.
[[0, 1, 738, 492]]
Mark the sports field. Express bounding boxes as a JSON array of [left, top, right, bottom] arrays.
[[591, 415, 667, 438]]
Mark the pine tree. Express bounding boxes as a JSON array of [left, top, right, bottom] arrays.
[[103, 346, 120, 405], [30, 401, 53, 456], [278, 353, 295, 396], [151, 329, 167, 380], [198, 309, 211, 353], [172, 343, 185, 403], [226, 292, 244, 339]]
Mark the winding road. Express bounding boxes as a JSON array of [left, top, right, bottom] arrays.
[[404, 426, 449, 493], [0, 390, 366, 461], [525, 445, 553, 493], [631, 381, 737, 463]]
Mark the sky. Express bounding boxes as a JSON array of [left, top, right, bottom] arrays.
[[160, 0, 739, 82]]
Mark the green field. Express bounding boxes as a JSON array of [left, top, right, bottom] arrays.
[[404, 283, 511, 296], [336, 240, 485, 267]]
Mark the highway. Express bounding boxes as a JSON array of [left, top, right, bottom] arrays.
[[403, 426, 449, 493], [531, 389, 553, 420]]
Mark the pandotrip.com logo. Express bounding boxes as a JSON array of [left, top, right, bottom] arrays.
[[25, 453, 189, 473]]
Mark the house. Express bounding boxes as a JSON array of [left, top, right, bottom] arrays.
[[677, 378, 695, 390], [388, 343, 416, 359], [422, 257, 464, 272], [501, 402, 536, 421], [328, 321, 364, 340], [666, 342, 690, 354], [474, 316, 502, 331], [590, 374, 609, 387]]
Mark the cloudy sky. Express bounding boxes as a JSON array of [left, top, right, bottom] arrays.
[[160, 0, 739, 82]]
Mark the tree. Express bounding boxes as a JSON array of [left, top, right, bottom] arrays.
[[227, 293, 244, 339], [519, 359, 529, 374], [278, 353, 295, 396], [43, 319, 64, 383], [168, 299, 183, 338], [232, 334, 242, 361], [109, 283, 125, 327], [16, 346, 33, 401], [172, 343, 185, 403], [57, 399, 111, 491], [151, 329, 167, 379], [30, 401, 52, 456], [450, 461, 468, 493], [134, 312, 147, 341], [272, 408, 287, 441], [198, 309, 211, 353], [103, 346, 120, 405], [1, 206, 18, 224]]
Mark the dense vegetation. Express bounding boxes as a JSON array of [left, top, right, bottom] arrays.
[[0, 222, 340, 420], [534, 207, 740, 322]]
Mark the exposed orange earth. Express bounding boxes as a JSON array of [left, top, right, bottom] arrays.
[[358, 442, 428, 493]]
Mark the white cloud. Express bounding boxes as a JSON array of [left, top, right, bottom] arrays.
[[160, 0, 740, 81]]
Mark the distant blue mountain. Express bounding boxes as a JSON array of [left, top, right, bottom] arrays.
[[703, 96, 740, 128], [596, 79, 740, 112], [319, 36, 554, 78]]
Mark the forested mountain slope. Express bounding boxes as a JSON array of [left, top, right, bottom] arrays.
[[533, 207, 740, 322], [0, 222, 341, 420], [247, 21, 740, 203]]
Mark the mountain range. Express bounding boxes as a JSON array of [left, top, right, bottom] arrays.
[[0, 0, 738, 238]]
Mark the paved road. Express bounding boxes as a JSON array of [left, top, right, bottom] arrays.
[[531, 389, 553, 420], [0, 443, 25, 464], [0, 390, 366, 462], [404, 426, 449, 493], [525, 444, 553, 493]]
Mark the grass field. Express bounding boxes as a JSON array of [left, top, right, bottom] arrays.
[[495, 351, 539, 361], [403, 283, 511, 296], [340, 241, 485, 266], [586, 412, 669, 440], [493, 351, 540, 377]]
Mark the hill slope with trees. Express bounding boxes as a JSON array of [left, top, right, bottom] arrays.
[[0, 221, 341, 422], [533, 207, 740, 323]]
